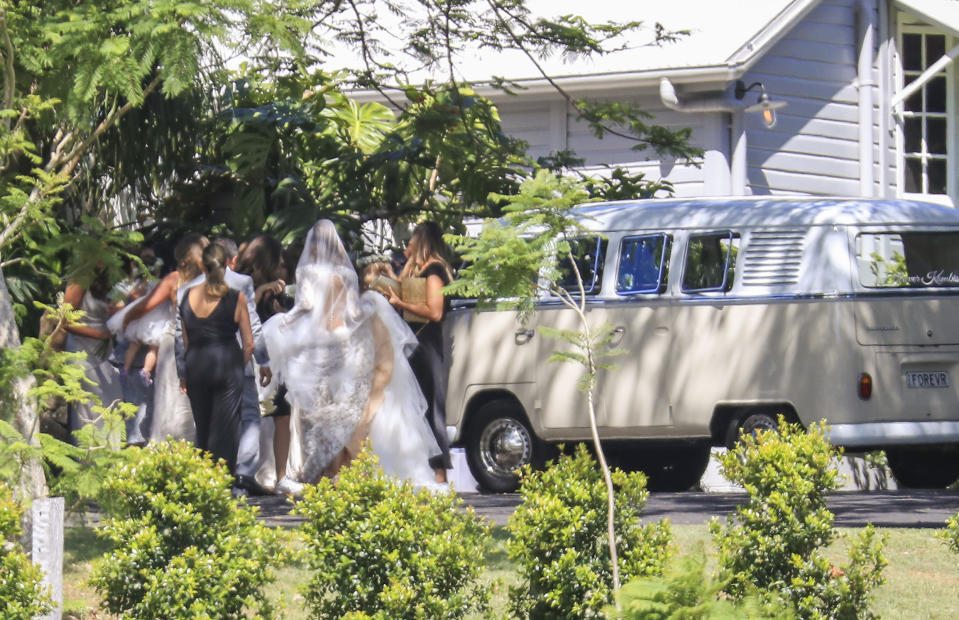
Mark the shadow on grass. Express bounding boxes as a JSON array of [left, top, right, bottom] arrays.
[[64, 527, 110, 565], [486, 526, 512, 571]]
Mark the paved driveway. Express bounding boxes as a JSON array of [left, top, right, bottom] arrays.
[[248, 489, 959, 528]]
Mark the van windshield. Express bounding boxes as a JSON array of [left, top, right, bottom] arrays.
[[857, 232, 959, 288]]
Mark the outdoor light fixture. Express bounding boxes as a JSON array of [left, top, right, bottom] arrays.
[[734, 80, 787, 129]]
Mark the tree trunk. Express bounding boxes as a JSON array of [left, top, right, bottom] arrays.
[[0, 264, 20, 349], [0, 264, 48, 503]]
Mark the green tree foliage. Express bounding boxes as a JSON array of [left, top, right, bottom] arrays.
[[90, 440, 279, 619], [294, 448, 492, 619], [0, 300, 136, 504], [1, 1, 697, 509], [449, 170, 671, 599], [0, 0, 311, 324], [940, 512, 959, 559], [0, 483, 52, 620], [0, 0, 316, 505], [154, 0, 700, 244], [324, 0, 698, 161], [610, 554, 793, 620], [711, 419, 887, 618], [507, 444, 672, 619]]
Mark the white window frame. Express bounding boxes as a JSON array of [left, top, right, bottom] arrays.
[[895, 15, 957, 206]]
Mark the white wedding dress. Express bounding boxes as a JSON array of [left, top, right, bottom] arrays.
[[262, 220, 442, 489], [106, 282, 171, 347]]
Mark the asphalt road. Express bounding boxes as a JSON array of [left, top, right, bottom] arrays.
[[247, 489, 959, 528]]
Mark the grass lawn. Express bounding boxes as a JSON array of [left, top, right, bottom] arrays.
[[62, 522, 958, 619]]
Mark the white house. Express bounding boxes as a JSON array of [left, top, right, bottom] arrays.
[[368, 0, 959, 206]]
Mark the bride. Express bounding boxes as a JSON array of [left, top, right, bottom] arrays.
[[262, 219, 442, 492]]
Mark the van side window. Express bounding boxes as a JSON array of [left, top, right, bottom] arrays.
[[617, 234, 671, 294], [556, 236, 605, 295], [857, 232, 959, 288], [682, 232, 739, 292]]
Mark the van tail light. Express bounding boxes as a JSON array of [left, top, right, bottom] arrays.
[[858, 373, 873, 400]]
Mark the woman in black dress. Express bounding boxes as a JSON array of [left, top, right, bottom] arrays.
[[386, 221, 454, 483], [180, 243, 254, 473]]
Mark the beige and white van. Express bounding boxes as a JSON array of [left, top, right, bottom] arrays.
[[445, 197, 959, 492]]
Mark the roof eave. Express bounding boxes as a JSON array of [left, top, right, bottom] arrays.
[[348, 64, 743, 103], [894, 0, 959, 39], [725, 0, 824, 71], [349, 0, 829, 103]]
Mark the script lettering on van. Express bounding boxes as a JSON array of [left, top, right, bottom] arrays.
[[884, 270, 959, 287], [860, 233, 959, 288]]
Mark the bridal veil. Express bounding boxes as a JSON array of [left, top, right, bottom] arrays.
[[262, 220, 441, 487]]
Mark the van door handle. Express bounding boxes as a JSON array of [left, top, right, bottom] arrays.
[[610, 326, 626, 344], [515, 329, 535, 344]]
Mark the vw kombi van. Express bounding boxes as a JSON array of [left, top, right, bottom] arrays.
[[445, 197, 959, 492]]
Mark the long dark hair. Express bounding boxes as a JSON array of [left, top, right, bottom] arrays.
[[235, 235, 283, 288], [174, 233, 208, 283], [400, 221, 453, 280]]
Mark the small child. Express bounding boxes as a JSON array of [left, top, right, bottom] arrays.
[[107, 252, 166, 386]]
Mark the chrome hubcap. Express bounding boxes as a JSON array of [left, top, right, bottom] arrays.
[[479, 418, 532, 478], [743, 415, 777, 436]]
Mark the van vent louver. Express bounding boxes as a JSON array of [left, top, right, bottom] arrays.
[[741, 230, 804, 286]]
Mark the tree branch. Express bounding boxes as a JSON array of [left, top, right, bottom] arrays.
[[0, 256, 58, 280], [0, 8, 17, 120], [60, 73, 163, 176], [484, 0, 648, 146], [345, 0, 403, 110], [561, 243, 621, 597], [0, 8, 16, 125], [2, 74, 163, 253]]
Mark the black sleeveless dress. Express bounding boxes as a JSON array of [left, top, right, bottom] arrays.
[[407, 263, 452, 470], [180, 288, 244, 472]]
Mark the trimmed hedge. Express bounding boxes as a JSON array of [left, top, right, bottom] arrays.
[[294, 448, 491, 619], [711, 419, 887, 618], [507, 443, 672, 619], [90, 440, 280, 619]]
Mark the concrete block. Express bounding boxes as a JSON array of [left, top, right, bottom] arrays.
[[31, 497, 64, 620], [449, 447, 479, 493]]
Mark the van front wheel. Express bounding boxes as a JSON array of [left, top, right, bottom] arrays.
[[466, 401, 541, 493]]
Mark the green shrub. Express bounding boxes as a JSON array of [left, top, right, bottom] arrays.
[[0, 484, 53, 620], [610, 553, 793, 619], [940, 512, 959, 557], [294, 448, 491, 619], [90, 440, 279, 619], [711, 419, 887, 618], [507, 443, 672, 619]]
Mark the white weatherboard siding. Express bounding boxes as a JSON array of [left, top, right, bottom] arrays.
[[740, 0, 882, 196], [349, 0, 959, 202], [496, 93, 709, 196]]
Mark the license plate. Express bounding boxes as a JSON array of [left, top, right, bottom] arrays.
[[905, 370, 950, 389]]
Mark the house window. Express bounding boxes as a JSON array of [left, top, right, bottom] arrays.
[[899, 30, 950, 196]]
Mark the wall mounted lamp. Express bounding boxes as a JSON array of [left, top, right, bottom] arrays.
[[734, 80, 787, 129]]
